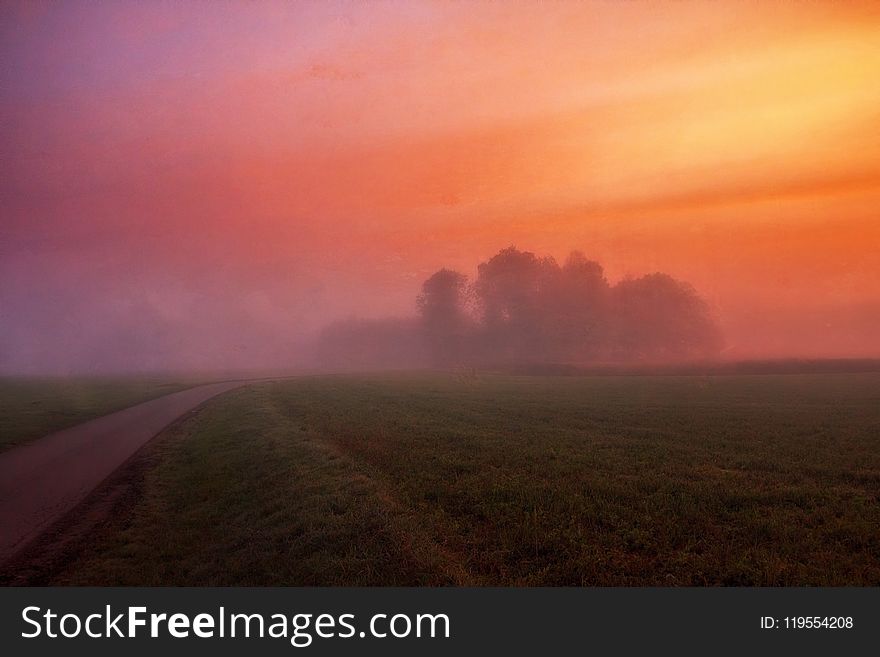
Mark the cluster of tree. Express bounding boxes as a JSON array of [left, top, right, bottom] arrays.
[[317, 247, 722, 369]]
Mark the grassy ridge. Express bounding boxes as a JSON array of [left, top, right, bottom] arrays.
[[0, 378, 194, 451], [57, 372, 880, 585]]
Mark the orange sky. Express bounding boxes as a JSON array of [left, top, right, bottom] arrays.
[[2, 1, 879, 371]]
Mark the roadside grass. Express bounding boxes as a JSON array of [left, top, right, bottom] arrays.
[[0, 378, 194, 451], [56, 372, 880, 585]]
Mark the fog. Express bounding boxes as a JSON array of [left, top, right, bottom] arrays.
[[3, 240, 877, 375], [2, 2, 879, 374]]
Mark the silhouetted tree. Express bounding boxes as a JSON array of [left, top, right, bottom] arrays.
[[417, 268, 470, 364], [473, 246, 560, 360], [542, 251, 611, 361], [611, 273, 722, 360]]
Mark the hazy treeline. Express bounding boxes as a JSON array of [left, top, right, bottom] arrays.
[[317, 247, 722, 369]]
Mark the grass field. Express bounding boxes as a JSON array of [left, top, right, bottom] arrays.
[[0, 378, 194, 451], [53, 372, 880, 586]]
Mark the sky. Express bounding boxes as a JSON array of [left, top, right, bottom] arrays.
[[2, 0, 879, 372]]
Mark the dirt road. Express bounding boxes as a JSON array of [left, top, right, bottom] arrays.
[[0, 381, 247, 564]]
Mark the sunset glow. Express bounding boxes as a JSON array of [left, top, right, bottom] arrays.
[[2, 0, 879, 371]]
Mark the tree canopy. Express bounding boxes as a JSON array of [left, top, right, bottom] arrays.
[[318, 246, 722, 369]]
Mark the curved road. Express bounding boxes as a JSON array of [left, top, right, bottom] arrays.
[[0, 380, 249, 564]]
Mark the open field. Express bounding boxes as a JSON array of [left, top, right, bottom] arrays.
[[0, 378, 199, 451], [41, 371, 880, 586]]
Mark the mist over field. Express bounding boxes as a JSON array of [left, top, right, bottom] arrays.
[[317, 246, 722, 370], [3, 235, 878, 374], [2, 1, 880, 374], [2, 233, 878, 374]]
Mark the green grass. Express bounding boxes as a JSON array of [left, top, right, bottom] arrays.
[[0, 377, 195, 451], [56, 372, 880, 585]]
